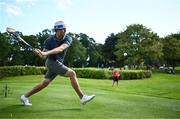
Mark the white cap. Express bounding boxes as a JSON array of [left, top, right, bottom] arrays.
[[54, 21, 66, 30]]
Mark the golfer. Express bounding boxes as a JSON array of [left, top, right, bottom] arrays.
[[112, 69, 120, 86], [20, 21, 95, 106]]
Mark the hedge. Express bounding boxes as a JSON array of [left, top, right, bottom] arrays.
[[0, 66, 46, 79], [73, 68, 112, 79], [73, 68, 151, 80], [119, 70, 152, 80], [0, 66, 152, 80]]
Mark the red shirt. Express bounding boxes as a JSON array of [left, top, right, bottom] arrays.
[[113, 70, 120, 77]]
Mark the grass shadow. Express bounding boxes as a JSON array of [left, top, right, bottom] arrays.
[[0, 104, 84, 113], [0, 104, 84, 119]]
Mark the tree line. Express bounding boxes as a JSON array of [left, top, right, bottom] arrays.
[[0, 24, 179, 69]]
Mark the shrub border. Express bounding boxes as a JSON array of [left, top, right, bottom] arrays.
[[0, 66, 152, 80]]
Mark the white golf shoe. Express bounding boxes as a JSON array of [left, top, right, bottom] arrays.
[[20, 95, 32, 106], [80, 95, 95, 105]]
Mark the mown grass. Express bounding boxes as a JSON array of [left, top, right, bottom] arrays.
[[0, 72, 180, 119]]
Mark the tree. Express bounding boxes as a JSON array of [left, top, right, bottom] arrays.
[[94, 43, 104, 68], [103, 33, 118, 67], [37, 29, 52, 49], [64, 33, 87, 67], [162, 33, 180, 70], [0, 32, 12, 66], [21, 35, 43, 66], [7, 32, 24, 65], [77, 33, 99, 67], [114, 24, 163, 68]]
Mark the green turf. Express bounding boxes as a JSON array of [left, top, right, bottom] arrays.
[[0, 72, 180, 119]]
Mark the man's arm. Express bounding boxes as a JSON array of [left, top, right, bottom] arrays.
[[33, 49, 47, 59], [41, 49, 48, 59], [40, 43, 69, 56]]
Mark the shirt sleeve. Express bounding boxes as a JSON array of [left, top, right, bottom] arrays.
[[64, 35, 72, 46], [43, 36, 51, 50]]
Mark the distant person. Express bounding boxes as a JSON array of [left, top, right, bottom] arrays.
[[109, 66, 114, 71], [20, 21, 95, 106], [112, 69, 120, 86]]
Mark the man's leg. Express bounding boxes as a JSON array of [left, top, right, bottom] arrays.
[[112, 77, 116, 86], [24, 79, 51, 97], [66, 69, 84, 99], [112, 81, 115, 86], [21, 79, 51, 106], [66, 69, 95, 105]]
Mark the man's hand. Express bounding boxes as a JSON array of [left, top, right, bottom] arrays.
[[33, 49, 46, 59], [40, 51, 48, 56], [33, 48, 41, 55]]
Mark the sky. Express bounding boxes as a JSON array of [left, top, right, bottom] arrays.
[[0, 0, 180, 44]]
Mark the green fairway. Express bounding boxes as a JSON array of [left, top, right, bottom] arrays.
[[0, 73, 180, 119]]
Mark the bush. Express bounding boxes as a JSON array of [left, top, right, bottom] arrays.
[[175, 66, 180, 74], [119, 70, 152, 80], [73, 68, 151, 80], [73, 68, 111, 79], [0, 66, 152, 80], [0, 66, 46, 79]]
